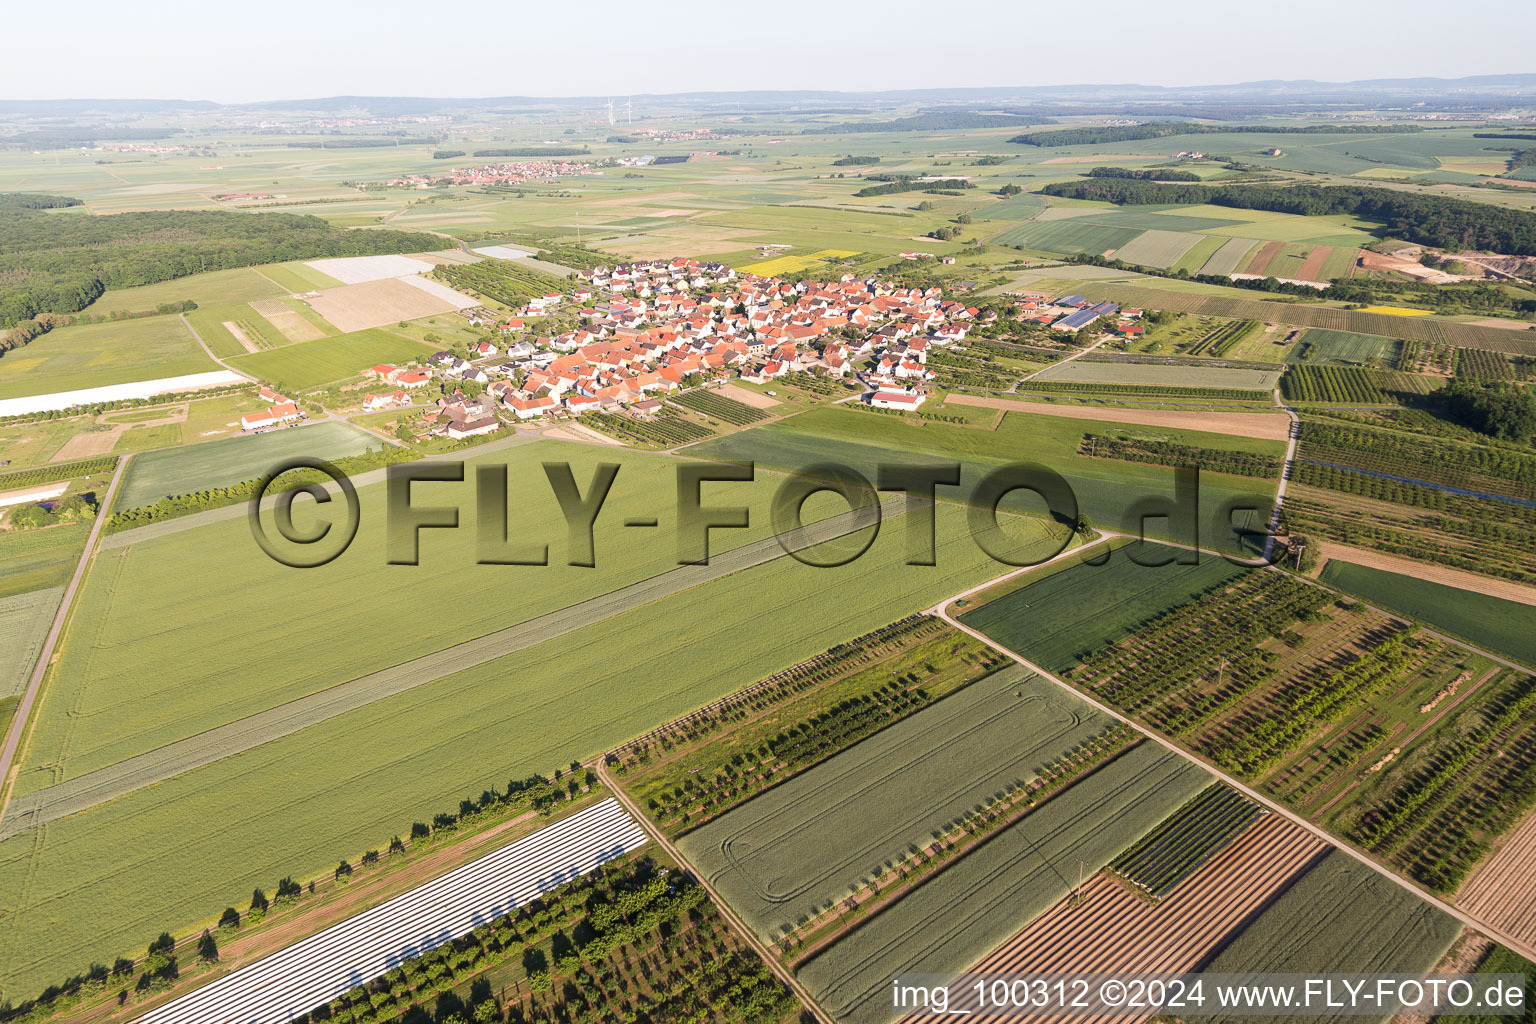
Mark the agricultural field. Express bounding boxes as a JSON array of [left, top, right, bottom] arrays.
[[226, 328, 437, 390], [1287, 328, 1403, 366], [796, 742, 1209, 1024], [958, 547, 1253, 675], [1197, 851, 1460, 1018], [1199, 237, 1264, 276], [0, 454, 1029, 995], [989, 220, 1142, 256], [669, 388, 769, 426], [1070, 283, 1536, 355], [1032, 359, 1280, 390], [1286, 419, 1536, 584], [1333, 664, 1536, 895], [1111, 229, 1204, 269], [685, 406, 1284, 553], [615, 617, 1006, 834], [115, 420, 379, 509], [741, 248, 861, 275], [900, 813, 1328, 1021], [679, 665, 1112, 939], [0, 586, 61, 697], [0, 523, 88, 600], [0, 315, 220, 401], [1109, 785, 1263, 898], [1318, 560, 1536, 666]]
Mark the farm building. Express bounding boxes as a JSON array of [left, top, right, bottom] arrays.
[[241, 402, 302, 431], [869, 389, 927, 411]]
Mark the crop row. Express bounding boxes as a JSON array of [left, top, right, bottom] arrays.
[[1281, 365, 1394, 403], [1019, 380, 1271, 401], [1110, 784, 1262, 897], [1298, 420, 1536, 491], [1187, 318, 1260, 357], [1352, 673, 1536, 892], [1205, 630, 1417, 777], [0, 456, 118, 491], [611, 616, 947, 766], [1078, 433, 1283, 478], [1067, 572, 1334, 720], [434, 261, 558, 309], [1453, 347, 1528, 381], [1284, 493, 1536, 585], [582, 410, 713, 447], [670, 390, 768, 426]]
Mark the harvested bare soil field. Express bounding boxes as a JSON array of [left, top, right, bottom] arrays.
[[1245, 241, 1285, 276], [719, 384, 781, 409], [1458, 808, 1536, 945], [944, 394, 1291, 441], [898, 813, 1328, 1023], [306, 277, 476, 333]]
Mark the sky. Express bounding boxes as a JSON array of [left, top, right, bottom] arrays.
[[3, 0, 1534, 103]]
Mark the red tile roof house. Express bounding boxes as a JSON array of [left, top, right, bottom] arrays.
[[367, 364, 398, 381], [258, 386, 285, 403], [363, 391, 408, 411], [240, 401, 303, 430], [505, 395, 559, 420], [394, 371, 432, 389], [564, 394, 601, 415], [446, 415, 502, 439], [868, 389, 927, 411]]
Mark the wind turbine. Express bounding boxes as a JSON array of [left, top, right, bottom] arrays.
[[606, 98, 615, 126], [624, 97, 633, 125]]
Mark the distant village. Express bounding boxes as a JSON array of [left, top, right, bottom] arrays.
[[243, 257, 1144, 440]]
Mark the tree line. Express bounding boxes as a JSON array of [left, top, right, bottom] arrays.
[[1038, 179, 1536, 255], [1011, 122, 1422, 146], [0, 199, 441, 330], [854, 177, 975, 197]]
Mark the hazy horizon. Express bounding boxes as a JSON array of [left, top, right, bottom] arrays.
[[5, 0, 1534, 105]]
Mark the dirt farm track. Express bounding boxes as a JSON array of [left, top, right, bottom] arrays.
[[944, 394, 1292, 442]]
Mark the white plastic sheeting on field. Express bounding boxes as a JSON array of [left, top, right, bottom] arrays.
[[0, 371, 248, 418], [132, 799, 648, 1024]]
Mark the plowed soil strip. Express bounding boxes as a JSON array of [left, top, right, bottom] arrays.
[[944, 394, 1291, 442], [1459, 807, 1536, 942], [1245, 241, 1285, 276], [898, 814, 1328, 1023], [1295, 245, 1333, 283]]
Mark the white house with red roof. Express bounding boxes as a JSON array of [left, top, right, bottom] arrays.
[[869, 389, 927, 411]]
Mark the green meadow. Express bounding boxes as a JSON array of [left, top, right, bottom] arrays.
[[0, 316, 220, 400]]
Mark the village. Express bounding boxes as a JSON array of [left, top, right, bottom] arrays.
[[227, 257, 1147, 443]]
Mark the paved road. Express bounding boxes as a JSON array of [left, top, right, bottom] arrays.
[[0, 458, 128, 814], [932, 550, 1536, 964], [598, 763, 834, 1024]]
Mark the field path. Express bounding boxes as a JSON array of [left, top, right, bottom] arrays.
[[0, 458, 129, 814], [0, 499, 911, 841], [932, 562, 1536, 964], [1009, 335, 1109, 392], [179, 312, 253, 378], [945, 393, 1291, 441]]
